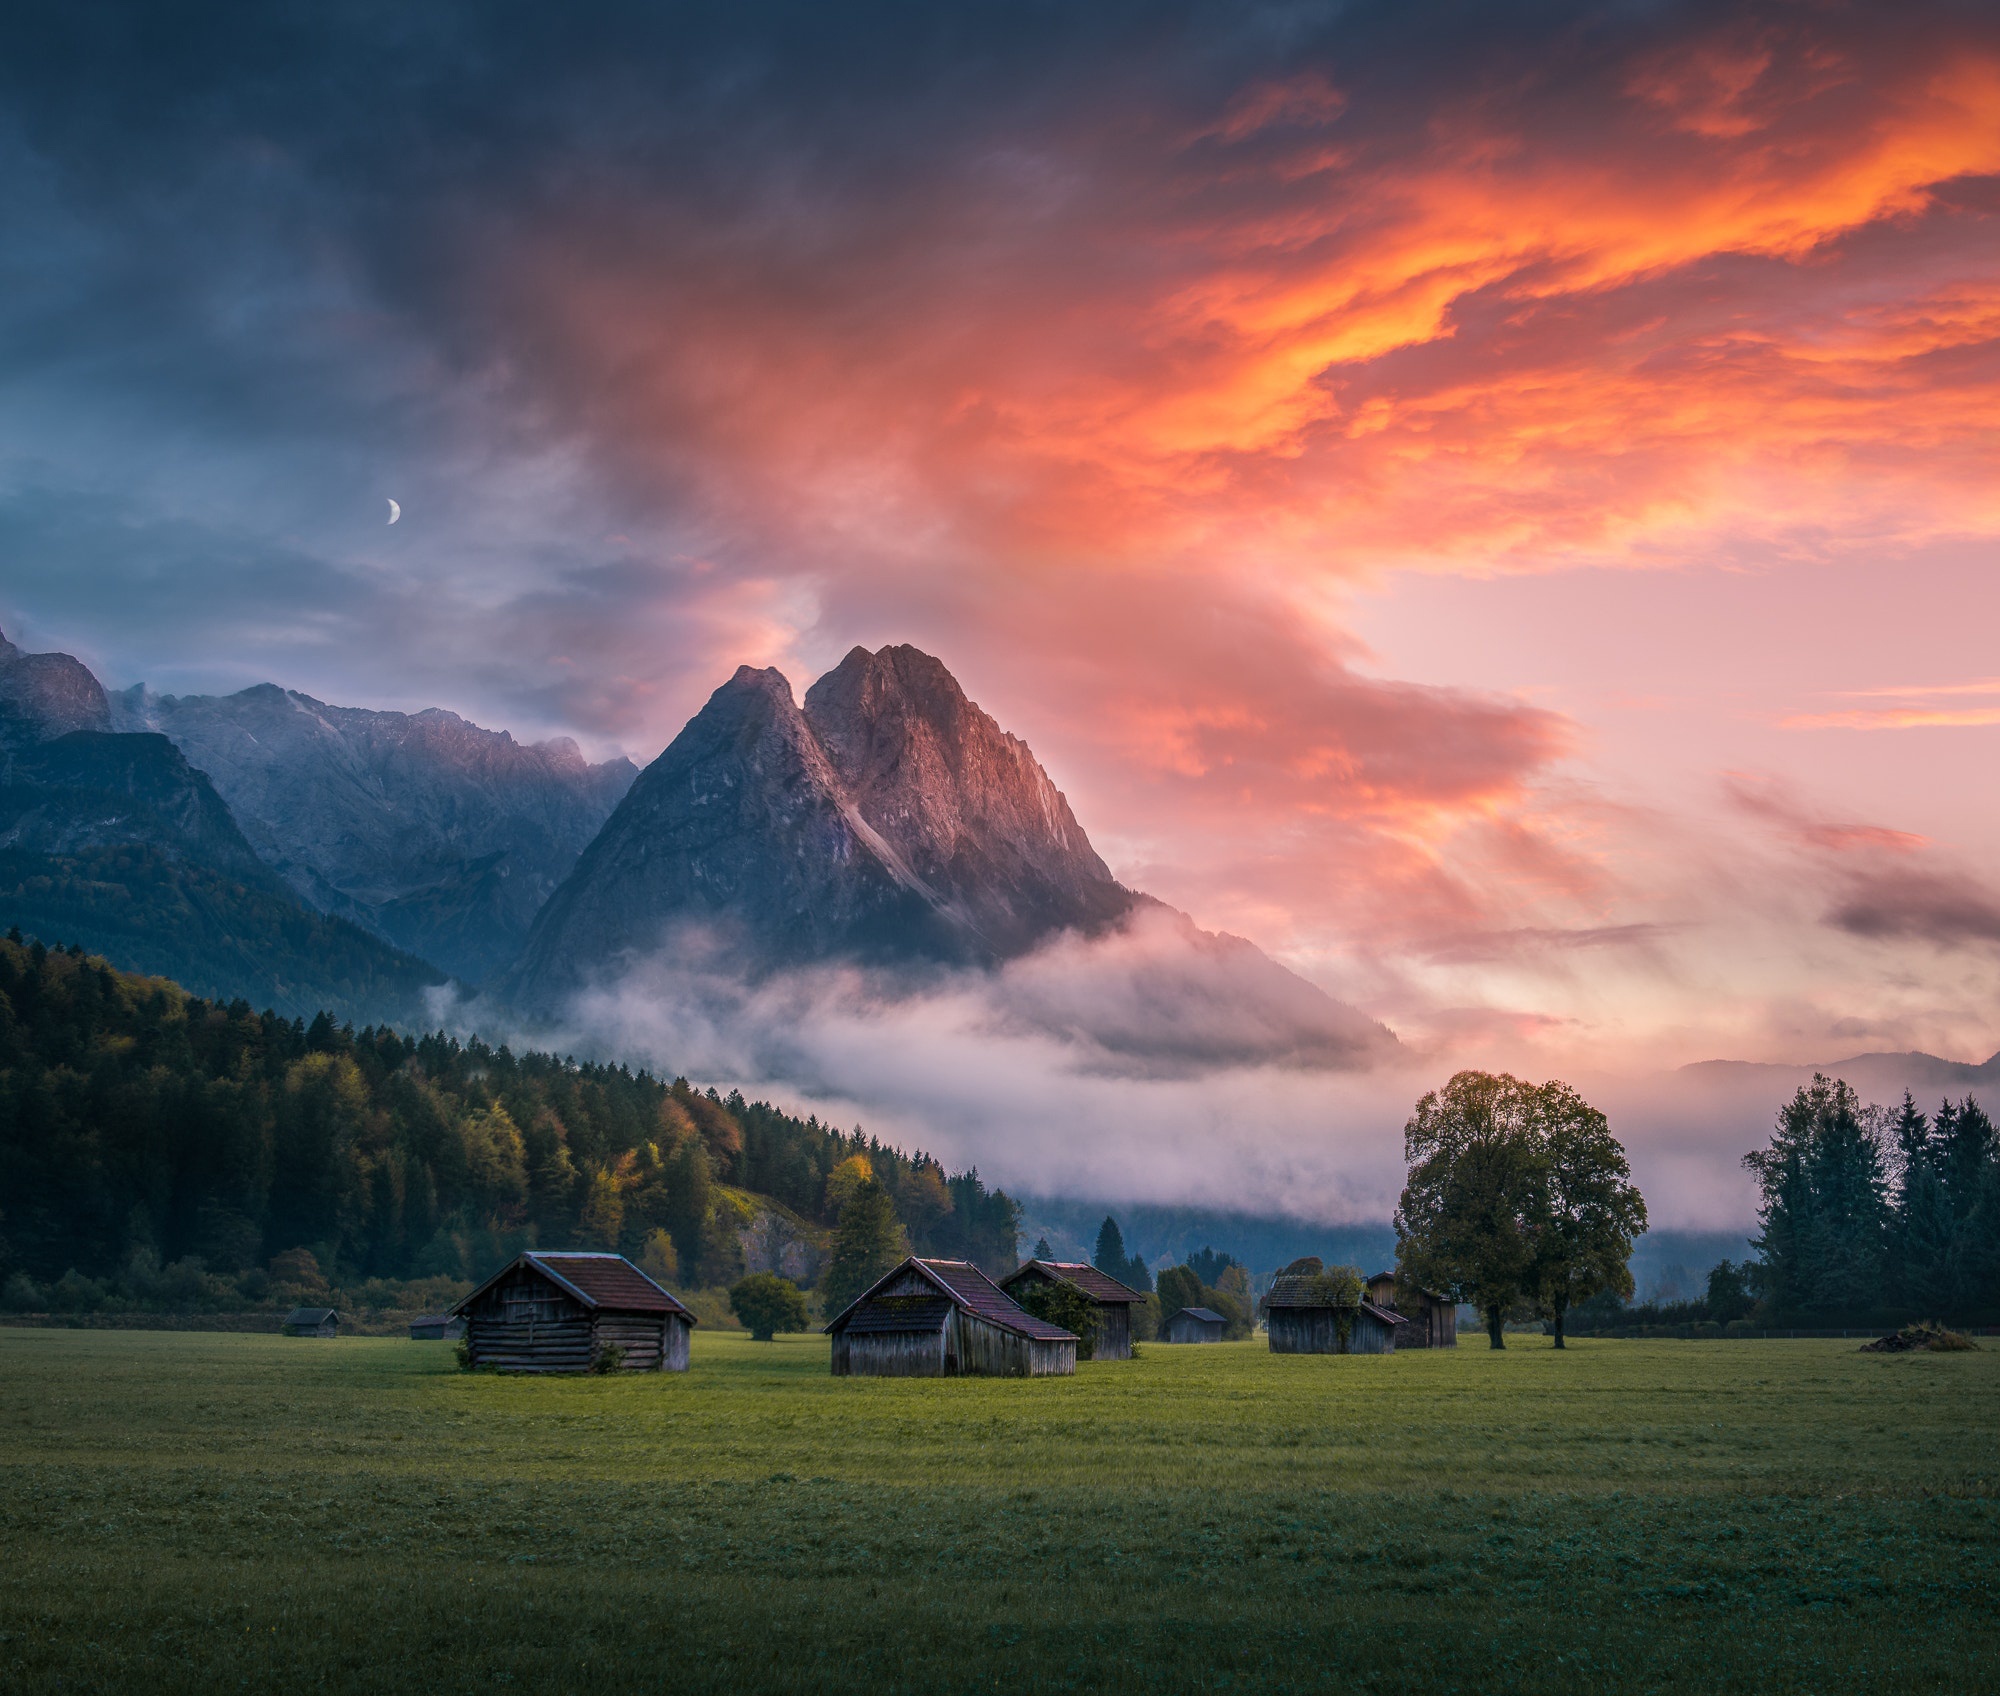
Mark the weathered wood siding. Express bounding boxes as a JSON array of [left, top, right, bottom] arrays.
[[950, 1311, 1074, 1377], [591, 1312, 686, 1372], [1382, 1295, 1456, 1348], [832, 1323, 948, 1377], [831, 1296, 1076, 1377], [1161, 1311, 1224, 1343], [1095, 1303, 1132, 1361], [1266, 1307, 1398, 1355], [462, 1262, 684, 1372]]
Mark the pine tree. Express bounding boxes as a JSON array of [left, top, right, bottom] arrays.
[[1093, 1216, 1129, 1280], [1745, 1076, 1890, 1320], [1031, 1235, 1053, 1260], [820, 1181, 903, 1315]]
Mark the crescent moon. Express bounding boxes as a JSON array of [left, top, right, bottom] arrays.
[[386, 498, 401, 524]]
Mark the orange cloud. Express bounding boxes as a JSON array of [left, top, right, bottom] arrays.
[[443, 5, 2000, 1009]]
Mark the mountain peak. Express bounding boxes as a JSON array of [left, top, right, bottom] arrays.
[[504, 645, 1133, 1001], [0, 628, 112, 744]]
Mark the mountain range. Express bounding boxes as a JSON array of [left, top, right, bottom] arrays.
[[111, 683, 634, 981], [0, 626, 1390, 1070]]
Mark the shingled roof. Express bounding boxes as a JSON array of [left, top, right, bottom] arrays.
[[452, 1251, 695, 1320], [1006, 1259, 1148, 1305], [825, 1257, 1077, 1342]]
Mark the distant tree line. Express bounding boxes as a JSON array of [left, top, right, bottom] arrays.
[[1571, 1076, 2000, 1333], [0, 934, 1020, 1314]]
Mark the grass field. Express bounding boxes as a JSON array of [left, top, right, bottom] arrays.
[[1, 1328, 1995, 1694]]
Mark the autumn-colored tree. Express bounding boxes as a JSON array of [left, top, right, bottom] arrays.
[[820, 1180, 904, 1314]]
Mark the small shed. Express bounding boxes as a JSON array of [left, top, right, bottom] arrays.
[[826, 1257, 1076, 1377], [1000, 1259, 1149, 1360], [453, 1251, 695, 1372], [1364, 1271, 1458, 1349], [1160, 1305, 1226, 1344], [408, 1313, 465, 1341], [1261, 1266, 1406, 1355], [282, 1307, 338, 1338]]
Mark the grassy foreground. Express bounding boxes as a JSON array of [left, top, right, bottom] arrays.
[[1, 1329, 1995, 1694]]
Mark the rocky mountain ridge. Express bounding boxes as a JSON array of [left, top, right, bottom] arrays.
[[112, 682, 636, 982], [503, 645, 1139, 1003], [0, 629, 442, 1023]]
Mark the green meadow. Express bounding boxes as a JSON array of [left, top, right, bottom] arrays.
[[0, 1329, 1994, 1694]]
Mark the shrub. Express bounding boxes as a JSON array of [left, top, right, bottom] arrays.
[[588, 1343, 628, 1374], [729, 1273, 809, 1341], [1862, 1321, 1978, 1353], [2, 1272, 45, 1312], [1012, 1277, 1101, 1360]]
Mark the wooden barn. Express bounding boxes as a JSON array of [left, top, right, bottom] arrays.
[[1261, 1265, 1406, 1355], [1160, 1305, 1226, 1344], [282, 1307, 338, 1338], [1364, 1271, 1458, 1349], [1000, 1259, 1149, 1360], [453, 1251, 695, 1373], [826, 1257, 1076, 1377], [408, 1313, 464, 1341]]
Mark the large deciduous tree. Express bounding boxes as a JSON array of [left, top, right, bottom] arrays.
[[1522, 1081, 1646, 1348], [1395, 1071, 1545, 1350]]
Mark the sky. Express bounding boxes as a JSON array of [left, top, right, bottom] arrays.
[[3, 1, 2000, 1219]]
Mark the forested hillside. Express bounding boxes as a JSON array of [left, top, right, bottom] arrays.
[[0, 935, 1018, 1309]]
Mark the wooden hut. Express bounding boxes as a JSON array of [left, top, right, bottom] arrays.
[[1364, 1271, 1458, 1349], [1160, 1305, 1226, 1344], [826, 1257, 1076, 1377], [1000, 1259, 1148, 1360], [283, 1307, 338, 1338], [453, 1251, 695, 1373], [408, 1313, 464, 1340], [1260, 1265, 1406, 1355]]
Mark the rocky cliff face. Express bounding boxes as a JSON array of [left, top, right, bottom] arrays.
[[501, 662, 980, 1003], [505, 645, 1138, 1005], [802, 645, 1134, 956], [0, 628, 112, 746], [112, 683, 636, 983]]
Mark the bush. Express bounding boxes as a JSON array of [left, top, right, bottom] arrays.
[[588, 1343, 628, 1374], [728, 1273, 809, 1341], [1862, 1321, 1978, 1354], [1012, 1278, 1101, 1360], [51, 1269, 109, 1312], [2, 1271, 45, 1311]]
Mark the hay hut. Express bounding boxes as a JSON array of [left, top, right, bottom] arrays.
[[1363, 1271, 1458, 1349], [826, 1257, 1076, 1377], [282, 1307, 338, 1338], [1000, 1259, 1149, 1360], [1160, 1305, 1226, 1344], [407, 1313, 465, 1341], [1261, 1260, 1405, 1355], [453, 1251, 695, 1372]]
